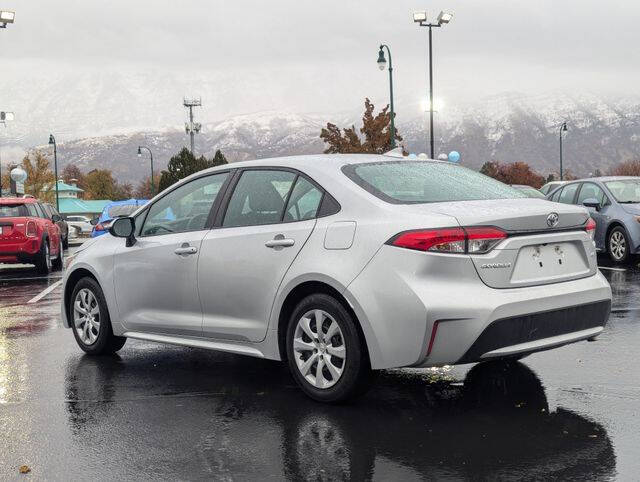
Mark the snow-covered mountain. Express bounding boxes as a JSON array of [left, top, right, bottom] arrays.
[[4, 92, 640, 183]]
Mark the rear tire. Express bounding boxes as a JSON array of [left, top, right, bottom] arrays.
[[70, 277, 127, 355], [34, 238, 51, 275], [52, 240, 63, 271], [286, 293, 371, 403], [607, 226, 629, 264]]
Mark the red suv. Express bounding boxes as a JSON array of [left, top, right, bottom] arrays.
[[0, 197, 63, 274]]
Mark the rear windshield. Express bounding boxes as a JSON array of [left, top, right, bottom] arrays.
[[107, 204, 140, 218], [342, 161, 525, 204], [0, 204, 29, 218], [604, 179, 640, 203]]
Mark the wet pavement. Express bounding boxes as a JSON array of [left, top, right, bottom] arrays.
[[0, 252, 638, 480]]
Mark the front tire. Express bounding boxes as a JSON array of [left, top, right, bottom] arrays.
[[70, 277, 127, 355], [607, 226, 629, 264], [286, 294, 371, 403], [52, 240, 63, 271], [62, 235, 69, 250]]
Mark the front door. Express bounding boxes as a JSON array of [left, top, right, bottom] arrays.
[[113, 172, 230, 336], [199, 170, 324, 342]]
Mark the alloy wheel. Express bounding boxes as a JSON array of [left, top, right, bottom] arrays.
[[73, 288, 101, 345], [610, 231, 626, 261], [293, 309, 346, 389]]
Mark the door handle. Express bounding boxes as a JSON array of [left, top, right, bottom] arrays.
[[265, 236, 295, 249], [174, 245, 198, 256]]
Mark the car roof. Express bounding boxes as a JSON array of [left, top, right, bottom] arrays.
[[0, 197, 37, 204], [586, 176, 640, 182]]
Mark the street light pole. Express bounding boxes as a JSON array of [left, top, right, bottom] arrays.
[[559, 122, 568, 181], [377, 44, 396, 149], [48, 134, 59, 211], [414, 10, 453, 159], [0, 111, 14, 196], [137, 146, 155, 196]]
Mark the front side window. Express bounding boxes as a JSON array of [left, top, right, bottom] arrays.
[[141, 172, 228, 236], [223, 170, 296, 227], [342, 161, 525, 204], [605, 179, 640, 203], [285, 177, 323, 222], [558, 183, 579, 204], [577, 183, 607, 205]]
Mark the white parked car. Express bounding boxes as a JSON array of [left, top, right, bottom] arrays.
[[66, 215, 93, 235], [61, 155, 611, 402]]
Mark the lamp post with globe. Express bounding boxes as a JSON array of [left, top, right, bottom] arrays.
[[48, 134, 59, 211], [10, 165, 27, 196]]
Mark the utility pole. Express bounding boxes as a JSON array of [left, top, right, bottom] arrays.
[[183, 98, 202, 155], [1, 111, 15, 196]]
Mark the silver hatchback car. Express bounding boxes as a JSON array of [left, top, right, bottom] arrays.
[[61, 155, 611, 402]]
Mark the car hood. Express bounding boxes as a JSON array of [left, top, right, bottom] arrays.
[[620, 203, 640, 216]]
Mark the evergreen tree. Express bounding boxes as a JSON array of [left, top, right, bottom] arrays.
[[158, 147, 228, 191]]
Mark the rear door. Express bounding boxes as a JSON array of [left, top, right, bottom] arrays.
[[113, 171, 231, 336], [198, 169, 323, 342]]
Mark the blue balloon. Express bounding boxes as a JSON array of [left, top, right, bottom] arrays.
[[448, 151, 461, 163]]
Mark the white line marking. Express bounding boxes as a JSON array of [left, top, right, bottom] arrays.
[[598, 266, 627, 272], [27, 280, 62, 304]]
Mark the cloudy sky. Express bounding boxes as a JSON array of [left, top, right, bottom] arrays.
[[0, 0, 638, 145]]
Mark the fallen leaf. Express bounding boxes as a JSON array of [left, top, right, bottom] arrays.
[[19, 465, 31, 474]]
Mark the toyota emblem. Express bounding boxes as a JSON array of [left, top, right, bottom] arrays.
[[546, 212, 559, 228]]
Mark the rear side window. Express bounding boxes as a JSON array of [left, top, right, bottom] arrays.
[[26, 204, 38, 217], [223, 170, 296, 227], [342, 161, 525, 204], [0, 204, 29, 217], [549, 188, 562, 202], [284, 177, 323, 222], [558, 184, 579, 204]]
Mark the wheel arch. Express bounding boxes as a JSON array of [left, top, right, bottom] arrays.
[[63, 267, 99, 328], [276, 280, 371, 366]]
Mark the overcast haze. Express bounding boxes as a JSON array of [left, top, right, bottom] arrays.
[[1, 0, 639, 151]]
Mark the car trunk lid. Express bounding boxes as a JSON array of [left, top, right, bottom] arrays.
[[398, 199, 596, 288]]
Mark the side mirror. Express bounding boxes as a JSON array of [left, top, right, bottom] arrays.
[[109, 217, 137, 247], [51, 214, 62, 223], [582, 198, 601, 211], [90, 217, 99, 226]]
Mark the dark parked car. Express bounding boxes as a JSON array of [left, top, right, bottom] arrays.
[[547, 176, 640, 263], [42, 202, 69, 249]]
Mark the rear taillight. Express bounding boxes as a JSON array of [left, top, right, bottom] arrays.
[[95, 223, 105, 231], [26, 221, 37, 237], [390, 226, 507, 254], [585, 218, 596, 240]]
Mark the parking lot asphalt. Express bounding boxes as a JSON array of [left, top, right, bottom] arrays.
[[0, 249, 638, 480]]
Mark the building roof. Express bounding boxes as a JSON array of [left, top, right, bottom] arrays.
[[58, 198, 111, 215], [43, 180, 84, 193]]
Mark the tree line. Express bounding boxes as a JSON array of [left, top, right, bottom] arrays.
[[1, 147, 228, 202]]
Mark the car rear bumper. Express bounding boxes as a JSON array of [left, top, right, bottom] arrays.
[[346, 246, 612, 370], [0, 239, 41, 263]]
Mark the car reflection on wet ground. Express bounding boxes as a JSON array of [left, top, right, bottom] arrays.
[[0, 255, 638, 480]]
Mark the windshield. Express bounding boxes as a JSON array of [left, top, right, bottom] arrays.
[[604, 180, 640, 203], [107, 204, 141, 218], [0, 204, 28, 218], [343, 161, 525, 204]]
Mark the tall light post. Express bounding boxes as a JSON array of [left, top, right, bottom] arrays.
[[414, 10, 453, 159], [559, 122, 568, 180], [377, 44, 396, 149], [48, 134, 59, 211], [0, 111, 14, 196], [0, 10, 15, 29], [137, 146, 155, 196]]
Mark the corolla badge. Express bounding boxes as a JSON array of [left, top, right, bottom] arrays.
[[546, 212, 559, 228]]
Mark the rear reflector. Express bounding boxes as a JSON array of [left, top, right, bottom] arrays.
[[426, 321, 440, 356], [390, 226, 507, 254]]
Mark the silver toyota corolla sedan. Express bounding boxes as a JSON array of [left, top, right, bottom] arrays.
[[61, 154, 612, 402]]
